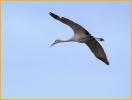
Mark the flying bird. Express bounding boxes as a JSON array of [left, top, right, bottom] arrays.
[[49, 12, 109, 65]]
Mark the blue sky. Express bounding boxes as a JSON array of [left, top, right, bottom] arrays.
[[2, 2, 130, 98]]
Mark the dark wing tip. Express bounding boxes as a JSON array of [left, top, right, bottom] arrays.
[[96, 53, 110, 65], [105, 61, 110, 65], [103, 58, 110, 65], [97, 57, 110, 65], [49, 12, 60, 20]]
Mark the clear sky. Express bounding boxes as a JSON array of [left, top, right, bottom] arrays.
[[2, 2, 130, 98]]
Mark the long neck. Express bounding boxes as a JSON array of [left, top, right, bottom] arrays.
[[59, 37, 74, 42]]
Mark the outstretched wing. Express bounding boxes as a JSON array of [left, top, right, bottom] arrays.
[[49, 12, 91, 36], [85, 38, 109, 65]]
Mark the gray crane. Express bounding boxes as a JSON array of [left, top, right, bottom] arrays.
[[49, 12, 109, 65]]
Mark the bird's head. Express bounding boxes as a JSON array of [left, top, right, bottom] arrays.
[[50, 39, 62, 46]]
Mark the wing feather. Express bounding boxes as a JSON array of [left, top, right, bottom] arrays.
[[49, 12, 91, 35], [85, 38, 109, 65]]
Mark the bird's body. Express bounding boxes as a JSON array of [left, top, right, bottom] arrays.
[[49, 12, 109, 65], [73, 33, 88, 42]]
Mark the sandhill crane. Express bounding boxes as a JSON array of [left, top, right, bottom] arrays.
[[49, 12, 109, 65]]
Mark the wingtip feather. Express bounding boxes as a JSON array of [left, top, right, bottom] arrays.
[[105, 61, 110, 65], [49, 12, 60, 20], [97, 56, 110, 65]]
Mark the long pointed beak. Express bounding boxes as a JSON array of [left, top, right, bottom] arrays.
[[50, 42, 56, 47]]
